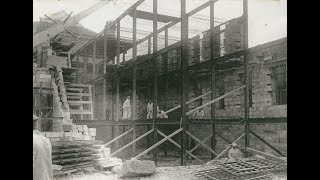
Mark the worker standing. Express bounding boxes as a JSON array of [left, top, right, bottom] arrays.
[[122, 96, 131, 119], [33, 115, 53, 180], [228, 143, 243, 161], [157, 106, 168, 118], [192, 108, 204, 119], [147, 101, 153, 119]]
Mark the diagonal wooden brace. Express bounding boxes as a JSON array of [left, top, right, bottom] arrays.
[[250, 130, 284, 157], [187, 85, 246, 116], [186, 131, 218, 156], [111, 129, 154, 157], [214, 133, 245, 159], [216, 132, 246, 154], [104, 128, 133, 147], [189, 135, 212, 153], [157, 130, 203, 164], [133, 128, 183, 160]]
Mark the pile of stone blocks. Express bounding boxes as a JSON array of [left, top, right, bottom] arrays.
[[42, 125, 96, 142], [33, 63, 52, 88]]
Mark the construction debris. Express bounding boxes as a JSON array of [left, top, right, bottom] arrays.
[[93, 145, 123, 170], [118, 160, 156, 178], [196, 157, 287, 180]]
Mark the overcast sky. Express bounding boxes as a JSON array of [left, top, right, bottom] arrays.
[[33, 0, 287, 47]]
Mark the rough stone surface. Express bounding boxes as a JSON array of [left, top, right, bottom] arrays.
[[119, 160, 156, 178]]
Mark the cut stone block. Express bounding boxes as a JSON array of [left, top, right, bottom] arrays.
[[45, 132, 64, 138], [63, 125, 72, 132], [88, 128, 96, 136], [119, 160, 156, 178]]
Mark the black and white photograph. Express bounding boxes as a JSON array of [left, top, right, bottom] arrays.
[[33, 0, 287, 179]]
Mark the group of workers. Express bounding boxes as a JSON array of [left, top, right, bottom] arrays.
[[122, 96, 206, 120], [146, 100, 168, 119], [121, 96, 169, 120]]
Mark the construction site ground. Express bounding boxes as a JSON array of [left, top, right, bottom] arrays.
[[54, 164, 287, 180]]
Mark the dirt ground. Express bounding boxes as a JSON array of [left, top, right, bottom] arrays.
[[54, 165, 208, 180], [54, 164, 287, 180]]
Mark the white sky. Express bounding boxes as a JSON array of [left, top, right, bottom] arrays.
[[33, 0, 287, 47]]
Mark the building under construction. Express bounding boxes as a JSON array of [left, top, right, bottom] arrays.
[[33, 0, 287, 179]]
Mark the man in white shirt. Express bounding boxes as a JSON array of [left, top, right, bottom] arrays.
[[192, 108, 204, 119], [33, 115, 53, 180], [157, 106, 168, 118], [122, 96, 131, 119], [147, 101, 153, 119]]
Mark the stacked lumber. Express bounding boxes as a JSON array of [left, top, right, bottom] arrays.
[[51, 140, 102, 175]]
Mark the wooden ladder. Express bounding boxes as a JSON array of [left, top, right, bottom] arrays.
[[66, 84, 94, 120]]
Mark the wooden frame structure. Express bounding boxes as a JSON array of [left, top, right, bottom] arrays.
[[69, 0, 286, 166]]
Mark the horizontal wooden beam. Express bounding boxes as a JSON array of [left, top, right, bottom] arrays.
[[66, 93, 92, 97], [69, 110, 93, 114], [68, 101, 92, 104], [66, 88, 83, 92], [68, 84, 91, 88], [128, 10, 179, 23]]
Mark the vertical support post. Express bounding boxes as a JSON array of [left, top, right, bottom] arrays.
[[39, 82, 43, 117], [147, 71, 151, 155], [152, 0, 158, 166], [148, 36, 151, 55], [210, 0, 216, 159], [243, 0, 250, 156], [132, 7, 137, 155], [180, 0, 188, 166], [163, 28, 169, 157], [123, 49, 126, 62], [88, 85, 93, 120], [80, 53, 84, 120], [164, 28, 168, 111], [76, 56, 80, 83], [103, 24, 108, 120], [68, 52, 71, 68], [92, 39, 96, 120], [84, 46, 88, 82], [115, 19, 121, 149]]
